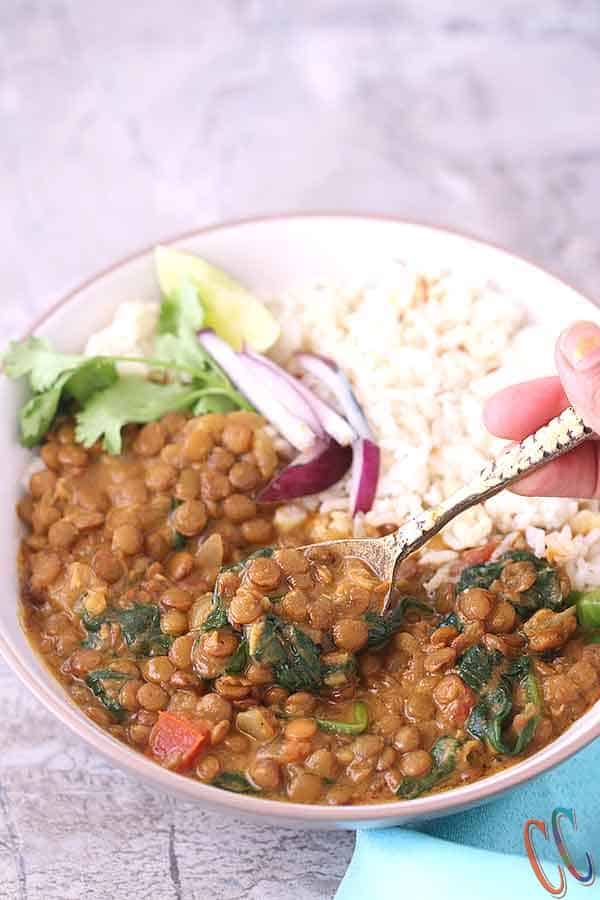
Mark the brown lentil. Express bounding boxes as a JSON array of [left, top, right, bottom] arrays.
[[19, 412, 600, 807]]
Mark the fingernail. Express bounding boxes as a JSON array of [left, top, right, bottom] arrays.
[[559, 321, 600, 371]]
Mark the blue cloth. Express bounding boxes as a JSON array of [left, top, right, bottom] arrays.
[[336, 737, 600, 899]]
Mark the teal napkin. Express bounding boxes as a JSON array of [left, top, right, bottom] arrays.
[[336, 738, 600, 899]]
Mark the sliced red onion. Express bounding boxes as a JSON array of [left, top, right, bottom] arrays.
[[239, 351, 324, 437], [295, 353, 381, 513], [258, 437, 352, 503], [349, 438, 381, 515], [242, 350, 356, 446], [198, 330, 315, 452], [295, 352, 374, 439]]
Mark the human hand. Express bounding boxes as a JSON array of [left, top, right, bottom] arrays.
[[484, 320, 600, 498]]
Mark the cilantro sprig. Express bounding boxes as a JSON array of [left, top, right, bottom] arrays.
[[3, 278, 251, 453]]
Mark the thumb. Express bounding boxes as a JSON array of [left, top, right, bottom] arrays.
[[555, 320, 600, 432]]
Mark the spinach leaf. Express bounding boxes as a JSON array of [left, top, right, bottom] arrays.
[[364, 596, 427, 651], [225, 638, 249, 675], [456, 551, 564, 621], [502, 551, 563, 618], [248, 614, 287, 667], [85, 669, 131, 721], [117, 605, 161, 645], [212, 772, 259, 794], [317, 701, 368, 736], [225, 547, 274, 574], [456, 644, 502, 693], [202, 548, 275, 634], [81, 603, 173, 657], [248, 614, 322, 693], [275, 625, 322, 694], [465, 654, 541, 755], [434, 611, 464, 633], [456, 561, 503, 594], [397, 736, 461, 800], [172, 531, 187, 551], [201, 598, 229, 632]]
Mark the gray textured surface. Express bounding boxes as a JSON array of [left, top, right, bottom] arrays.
[[1, 1, 600, 898]]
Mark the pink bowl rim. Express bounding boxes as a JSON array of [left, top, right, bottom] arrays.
[[3, 211, 600, 826]]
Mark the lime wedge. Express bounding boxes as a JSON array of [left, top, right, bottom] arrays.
[[154, 246, 280, 351]]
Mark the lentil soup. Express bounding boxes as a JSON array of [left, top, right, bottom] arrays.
[[18, 410, 600, 805]]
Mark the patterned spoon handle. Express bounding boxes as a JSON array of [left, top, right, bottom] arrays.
[[384, 406, 592, 595]]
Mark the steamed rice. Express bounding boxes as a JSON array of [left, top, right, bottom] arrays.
[[82, 265, 600, 590]]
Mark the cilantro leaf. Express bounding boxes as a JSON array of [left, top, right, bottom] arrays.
[[65, 357, 118, 405], [2, 337, 83, 392], [158, 276, 204, 334], [155, 279, 252, 412], [193, 393, 239, 415], [155, 277, 209, 374], [5, 283, 250, 450], [75, 376, 202, 453], [19, 371, 72, 447], [16, 358, 119, 448]]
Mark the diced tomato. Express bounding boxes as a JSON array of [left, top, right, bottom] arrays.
[[461, 540, 499, 567], [149, 711, 210, 771], [449, 540, 500, 575]]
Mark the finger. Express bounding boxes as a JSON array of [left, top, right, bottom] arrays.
[[483, 377, 568, 440], [555, 320, 600, 433], [510, 441, 600, 498]]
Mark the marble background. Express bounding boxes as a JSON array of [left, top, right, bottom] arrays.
[[1, 1, 600, 898]]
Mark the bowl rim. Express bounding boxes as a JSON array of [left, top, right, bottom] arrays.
[[4, 211, 600, 826]]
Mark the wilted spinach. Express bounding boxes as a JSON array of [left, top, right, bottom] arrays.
[[201, 597, 229, 632], [225, 638, 249, 675], [85, 669, 131, 721], [316, 701, 368, 736], [364, 596, 430, 651], [456, 550, 563, 621], [456, 561, 503, 594], [465, 653, 542, 755], [248, 613, 322, 693], [202, 547, 275, 634], [172, 531, 187, 550], [212, 772, 259, 794], [82, 603, 173, 656], [433, 611, 464, 633], [397, 736, 461, 800], [456, 644, 502, 693]]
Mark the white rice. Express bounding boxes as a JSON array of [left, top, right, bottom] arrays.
[[81, 264, 600, 590]]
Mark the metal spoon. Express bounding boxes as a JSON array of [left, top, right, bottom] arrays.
[[301, 406, 592, 613]]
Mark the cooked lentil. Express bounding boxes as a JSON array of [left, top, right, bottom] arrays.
[[18, 411, 600, 804]]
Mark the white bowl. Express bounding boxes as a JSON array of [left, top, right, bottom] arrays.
[[2, 214, 599, 829]]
